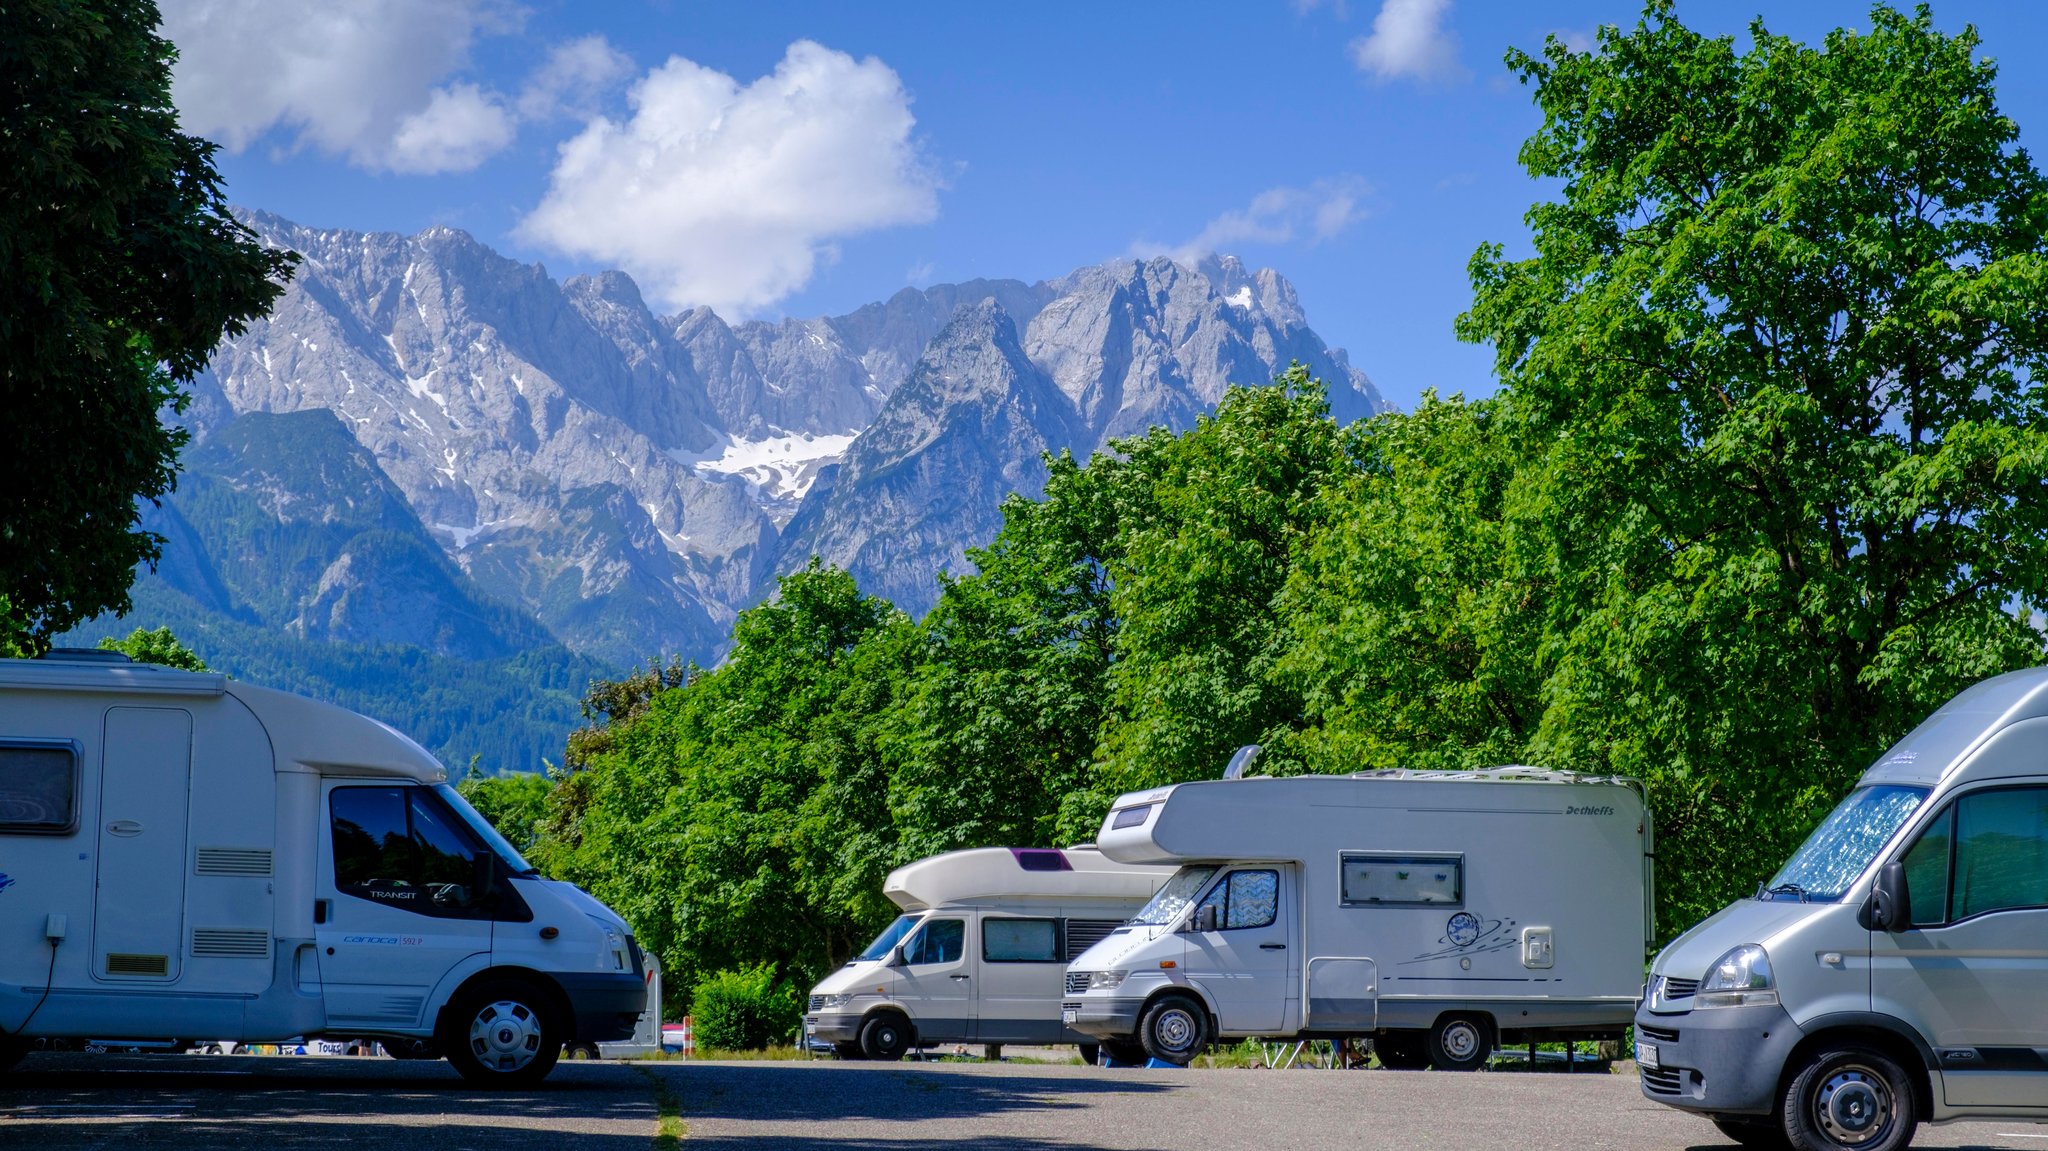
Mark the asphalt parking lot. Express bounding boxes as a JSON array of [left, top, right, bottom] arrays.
[[4, 1053, 2046, 1150]]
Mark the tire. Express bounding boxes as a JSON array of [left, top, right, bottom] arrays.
[[858, 1013, 912, 1062], [1103, 1039, 1146, 1066], [1781, 1046, 1919, 1151], [1077, 1042, 1101, 1066], [562, 1042, 602, 1061], [440, 978, 565, 1087], [1138, 995, 1211, 1065], [1375, 1032, 1429, 1070], [1714, 1116, 1792, 1148], [1426, 1013, 1492, 1071], [832, 1041, 865, 1060], [0, 1037, 27, 1075], [384, 1038, 440, 1060]]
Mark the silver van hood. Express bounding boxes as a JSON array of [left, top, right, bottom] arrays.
[[1654, 898, 1830, 981]]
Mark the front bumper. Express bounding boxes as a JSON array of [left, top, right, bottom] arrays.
[[1635, 1000, 1802, 1116], [558, 972, 648, 1042], [806, 1012, 864, 1044], [1060, 996, 1145, 1040]]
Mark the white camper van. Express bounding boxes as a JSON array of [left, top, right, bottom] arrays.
[[805, 845, 1173, 1060], [1063, 768, 1652, 1068], [1638, 667, 2048, 1151], [0, 653, 644, 1085]]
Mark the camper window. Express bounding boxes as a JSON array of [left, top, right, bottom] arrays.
[[983, 918, 1059, 962], [1340, 853, 1462, 907], [1132, 866, 1218, 926], [902, 918, 965, 965], [0, 740, 77, 834], [1193, 870, 1280, 930], [331, 786, 500, 919], [1951, 786, 2048, 921]]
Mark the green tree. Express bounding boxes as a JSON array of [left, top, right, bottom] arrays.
[[1458, 3, 2048, 931], [96, 624, 206, 670], [456, 760, 554, 859], [1, 1, 295, 651]]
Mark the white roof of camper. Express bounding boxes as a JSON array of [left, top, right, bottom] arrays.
[[1859, 665, 2048, 788], [882, 845, 1175, 911], [0, 656, 446, 783]]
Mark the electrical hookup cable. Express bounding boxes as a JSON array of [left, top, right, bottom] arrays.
[[2, 938, 60, 1041]]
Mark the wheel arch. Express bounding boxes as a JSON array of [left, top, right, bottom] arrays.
[[1139, 985, 1220, 1039], [1778, 1015, 1936, 1120], [434, 965, 575, 1045]]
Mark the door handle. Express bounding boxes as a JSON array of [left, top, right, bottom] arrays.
[[949, 974, 970, 981], [1260, 943, 1286, 951], [107, 819, 143, 837]]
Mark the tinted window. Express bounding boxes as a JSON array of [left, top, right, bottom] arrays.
[[331, 786, 506, 919], [1953, 788, 2048, 921], [1341, 853, 1462, 906], [1900, 806, 1953, 926], [0, 742, 77, 833], [1195, 869, 1280, 930], [902, 918, 965, 965], [983, 918, 1058, 962]]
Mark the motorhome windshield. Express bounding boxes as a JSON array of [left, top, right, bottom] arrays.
[[1760, 784, 1928, 902], [856, 914, 921, 962], [434, 784, 539, 876], [1130, 865, 1218, 926]]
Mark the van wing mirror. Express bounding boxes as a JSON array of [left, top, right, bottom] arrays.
[[886, 944, 907, 968], [1191, 904, 1219, 933], [1867, 860, 1912, 931]]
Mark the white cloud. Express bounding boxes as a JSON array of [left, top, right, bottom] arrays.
[[1349, 0, 1464, 82], [161, 0, 519, 172], [518, 41, 941, 316], [517, 35, 634, 121], [1133, 177, 1371, 265], [389, 83, 516, 174]]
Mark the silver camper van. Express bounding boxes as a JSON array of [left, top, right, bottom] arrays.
[[805, 845, 1172, 1061], [1638, 668, 2048, 1150], [0, 653, 645, 1085], [1063, 768, 1653, 1067]]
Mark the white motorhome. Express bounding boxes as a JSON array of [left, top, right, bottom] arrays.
[[0, 653, 644, 1085], [1063, 768, 1652, 1068], [805, 845, 1173, 1060], [1638, 667, 2048, 1150]]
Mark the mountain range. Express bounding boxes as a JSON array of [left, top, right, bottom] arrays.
[[68, 211, 1384, 769]]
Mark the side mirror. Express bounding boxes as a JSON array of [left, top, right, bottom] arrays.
[[1867, 860, 1912, 932], [886, 944, 908, 968], [1192, 904, 1219, 933]]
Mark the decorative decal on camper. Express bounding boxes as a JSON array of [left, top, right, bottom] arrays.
[[1400, 912, 1520, 964], [0, 872, 13, 894]]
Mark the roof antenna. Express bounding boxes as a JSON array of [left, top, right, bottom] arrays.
[[1222, 744, 1261, 781]]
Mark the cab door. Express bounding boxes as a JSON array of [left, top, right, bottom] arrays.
[[893, 914, 975, 1042], [315, 783, 493, 1030], [1872, 785, 2048, 1108], [1185, 867, 1292, 1035]]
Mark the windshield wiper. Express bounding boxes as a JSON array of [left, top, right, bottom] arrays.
[[1759, 882, 1810, 902]]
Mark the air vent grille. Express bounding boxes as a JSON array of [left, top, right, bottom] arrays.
[[105, 953, 169, 977], [195, 847, 273, 877], [1064, 919, 1122, 961], [191, 928, 271, 958]]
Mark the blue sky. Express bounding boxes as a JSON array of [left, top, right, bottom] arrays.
[[168, 1, 2048, 413]]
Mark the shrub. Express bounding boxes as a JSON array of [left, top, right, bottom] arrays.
[[691, 965, 802, 1051]]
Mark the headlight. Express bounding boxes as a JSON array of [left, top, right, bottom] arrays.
[[590, 917, 629, 972], [1695, 944, 1777, 1008], [821, 993, 857, 1010], [1088, 969, 1128, 990]]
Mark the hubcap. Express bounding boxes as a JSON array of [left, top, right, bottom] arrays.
[[1153, 1008, 1198, 1054], [1814, 1063, 1892, 1146], [468, 1000, 544, 1073], [1441, 1022, 1480, 1062]]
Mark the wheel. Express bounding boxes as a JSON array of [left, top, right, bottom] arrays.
[[1781, 1046, 1919, 1151], [832, 1041, 865, 1060], [1714, 1116, 1792, 1148], [1374, 1032, 1429, 1070], [1103, 1039, 1146, 1066], [858, 1013, 912, 1061], [1426, 1013, 1492, 1071], [1077, 1042, 1100, 1066], [1138, 995, 1211, 1065], [562, 1042, 602, 1061], [440, 978, 564, 1086], [384, 1038, 439, 1060]]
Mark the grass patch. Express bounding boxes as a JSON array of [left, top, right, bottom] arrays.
[[632, 1066, 689, 1146]]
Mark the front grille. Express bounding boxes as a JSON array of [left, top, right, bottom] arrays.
[[1061, 1001, 1083, 1013], [1065, 972, 1090, 995], [1638, 1024, 1679, 1043], [1641, 1066, 1685, 1095], [1660, 976, 1699, 1000], [809, 995, 826, 1012]]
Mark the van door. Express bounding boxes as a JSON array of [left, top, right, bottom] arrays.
[[1872, 785, 2048, 1108], [315, 783, 494, 1031], [1186, 867, 1291, 1035], [93, 708, 192, 982], [893, 913, 975, 1043], [975, 916, 1064, 1043]]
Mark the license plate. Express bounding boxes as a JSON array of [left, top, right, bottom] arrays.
[[1061, 1009, 1077, 1025], [1636, 1041, 1659, 1069]]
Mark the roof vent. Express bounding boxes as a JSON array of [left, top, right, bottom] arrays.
[[1011, 848, 1071, 872], [38, 648, 131, 663]]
